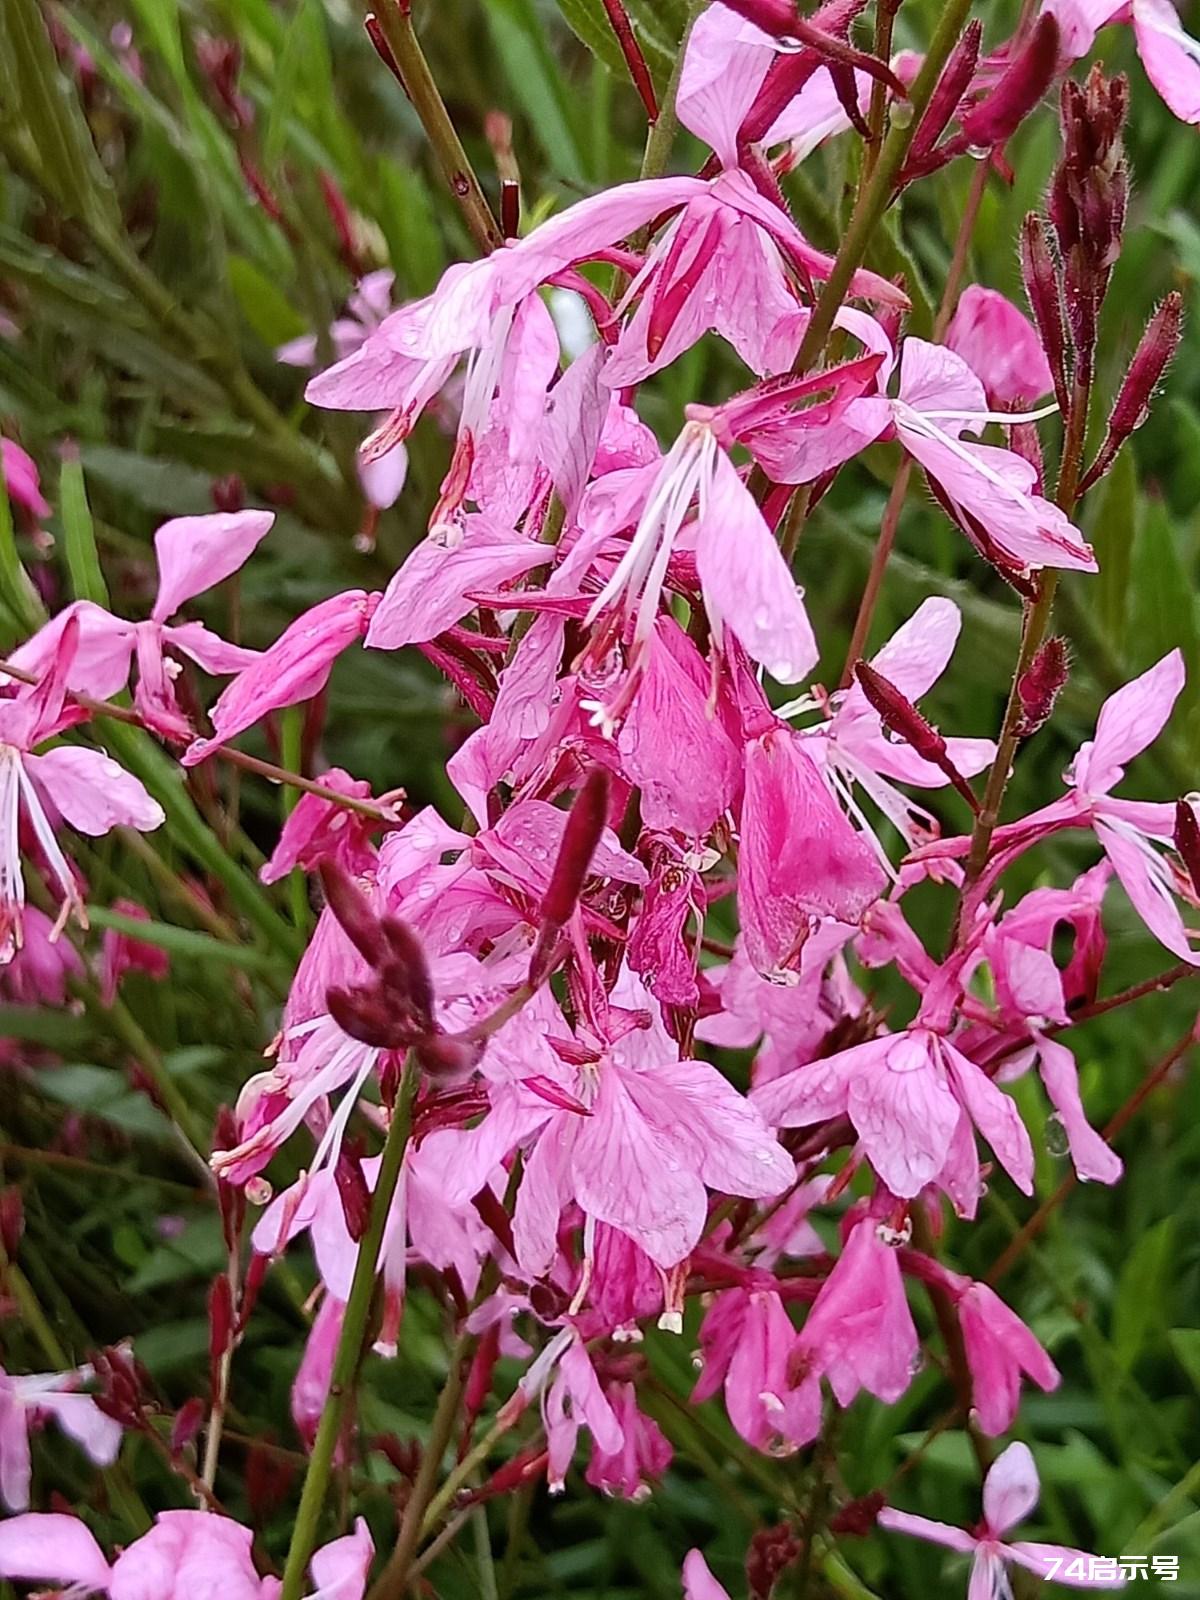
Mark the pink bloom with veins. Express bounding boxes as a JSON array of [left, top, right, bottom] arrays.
[[691, 1284, 821, 1454], [12, 510, 273, 740], [0, 1361, 123, 1511], [0, 615, 164, 961], [879, 1440, 1124, 1594], [797, 1219, 918, 1407], [945, 286, 1055, 406]]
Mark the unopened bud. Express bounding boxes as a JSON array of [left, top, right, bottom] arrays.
[[1078, 292, 1183, 495], [902, 22, 982, 181], [0, 1187, 23, 1259], [210, 474, 245, 514], [460, 1445, 548, 1505], [208, 1274, 234, 1391], [599, 0, 659, 124], [464, 1323, 501, 1421], [829, 1491, 886, 1536], [1175, 800, 1200, 898], [1020, 213, 1069, 415], [1014, 636, 1069, 739], [170, 1397, 206, 1457], [364, 14, 407, 92], [959, 14, 1058, 151], [854, 661, 980, 814], [529, 768, 611, 986], [319, 862, 383, 966], [747, 1522, 802, 1600]]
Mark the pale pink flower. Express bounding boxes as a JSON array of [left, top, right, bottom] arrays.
[[11, 510, 273, 739], [879, 1440, 1124, 1593], [517, 1328, 624, 1492], [0, 903, 83, 1004], [683, 1549, 733, 1600], [291, 1294, 344, 1452], [584, 1378, 673, 1499], [0, 616, 164, 961], [691, 1285, 820, 1454], [797, 1220, 918, 1407], [0, 1362, 123, 1511], [1045, 0, 1200, 123], [945, 286, 1055, 406], [278, 269, 394, 368]]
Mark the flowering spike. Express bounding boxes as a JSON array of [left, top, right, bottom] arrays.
[[1014, 636, 1069, 740], [1078, 292, 1184, 495], [854, 660, 981, 815]]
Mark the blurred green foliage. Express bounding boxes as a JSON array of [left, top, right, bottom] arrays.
[[1, 2, 1199, 1596]]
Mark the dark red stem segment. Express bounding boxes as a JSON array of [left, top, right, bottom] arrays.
[[600, 0, 659, 123]]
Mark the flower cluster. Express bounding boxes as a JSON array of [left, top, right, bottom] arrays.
[[2, 1, 1197, 1597]]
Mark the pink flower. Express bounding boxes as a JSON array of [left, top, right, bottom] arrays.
[[1045, 0, 1200, 123], [751, 1024, 1034, 1206], [0, 1362, 123, 1511], [691, 1285, 820, 1453], [259, 769, 392, 886], [957, 1281, 1060, 1436], [2, 439, 50, 522], [0, 615, 164, 961], [945, 286, 1055, 406], [278, 269, 394, 368], [683, 1549, 733, 1600], [12, 510, 273, 739], [738, 722, 886, 978], [184, 590, 379, 764], [291, 1295, 344, 1451], [879, 1440, 1124, 1594], [520, 1329, 624, 1492], [0, 904, 83, 1004], [584, 1378, 673, 1498], [798, 1220, 918, 1407]]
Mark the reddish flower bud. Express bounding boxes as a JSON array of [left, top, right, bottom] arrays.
[[1020, 213, 1069, 415], [334, 1138, 372, 1243], [364, 14, 407, 93], [1078, 293, 1184, 495], [463, 1323, 501, 1424], [237, 1251, 269, 1337], [746, 1522, 802, 1600], [1015, 636, 1069, 739], [529, 767, 611, 986], [0, 1187, 24, 1260], [854, 661, 980, 814], [170, 1397, 206, 1457], [322, 862, 439, 1052], [1175, 801, 1200, 899], [92, 1345, 151, 1429], [208, 1273, 235, 1392], [959, 14, 1059, 151], [902, 22, 982, 182], [829, 1491, 887, 1536], [319, 862, 384, 967], [600, 0, 658, 124], [500, 179, 520, 242], [210, 474, 245, 514], [459, 1445, 549, 1505]]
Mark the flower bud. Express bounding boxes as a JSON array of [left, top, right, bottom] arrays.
[[0, 1186, 24, 1260], [901, 22, 982, 182], [853, 661, 980, 814], [747, 1523, 802, 1600], [599, 0, 658, 124], [959, 14, 1059, 151], [1174, 800, 1200, 898], [1019, 213, 1069, 415], [364, 13, 407, 93], [334, 1137, 372, 1243], [170, 1397, 206, 1457], [208, 1273, 235, 1392], [1078, 292, 1184, 495], [529, 767, 611, 986], [1014, 636, 1069, 739]]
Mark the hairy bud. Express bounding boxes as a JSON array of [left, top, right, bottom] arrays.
[[1078, 293, 1184, 495], [1020, 213, 1069, 415], [1015, 636, 1069, 739], [902, 21, 982, 181], [854, 661, 980, 814], [960, 14, 1059, 151]]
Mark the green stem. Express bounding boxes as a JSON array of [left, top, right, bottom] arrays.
[[368, 2, 502, 255], [279, 1057, 419, 1600], [638, 0, 706, 183]]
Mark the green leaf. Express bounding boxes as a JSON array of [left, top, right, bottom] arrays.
[[58, 449, 110, 607], [0, 0, 119, 229], [1129, 497, 1200, 756], [227, 254, 307, 346], [87, 907, 286, 975], [554, 0, 635, 78], [38, 1064, 171, 1138], [1089, 445, 1138, 648], [1169, 1328, 1200, 1397], [377, 160, 447, 294], [1113, 1217, 1176, 1371]]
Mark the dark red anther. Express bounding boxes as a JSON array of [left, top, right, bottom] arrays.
[[1019, 213, 1069, 416], [853, 661, 980, 814], [959, 13, 1059, 151], [334, 1137, 372, 1242], [600, 0, 658, 123], [1174, 800, 1200, 898], [207, 1273, 235, 1393], [1078, 292, 1184, 495], [1014, 636, 1069, 740], [170, 1397, 206, 1457], [529, 768, 612, 986]]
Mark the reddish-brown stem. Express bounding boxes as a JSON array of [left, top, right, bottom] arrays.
[[600, 0, 658, 124]]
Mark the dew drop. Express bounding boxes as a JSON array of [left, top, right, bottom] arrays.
[[1044, 1112, 1070, 1158], [246, 1176, 273, 1206]]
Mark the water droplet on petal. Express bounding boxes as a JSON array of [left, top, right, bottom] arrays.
[[1044, 1112, 1070, 1158]]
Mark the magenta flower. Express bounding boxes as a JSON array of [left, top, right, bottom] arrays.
[[691, 1285, 821, 1454], [958, 1282, 1061, 1436], [1, 439, 50, 523], [99, 897, 170, 1005], [798, 1219, 918, 1407], [585, 1378, 673, 1499], [0, 1362, 122, 1511], [0, 616, 164, 960], [879, 1440, 1124, 1594], [12, 510, 272, 739]]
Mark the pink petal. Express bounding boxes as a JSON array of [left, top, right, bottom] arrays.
[[1035, 1037, 1122, 1184], [846, 1032, 962, 1197], [877, 1507, 977, 1554], [1133, 0, 1200, 122], [1005, 1540, 1127, 1588], [8, 600, 135, 702], [538, 343, 608, 514], [0, 1511, 111, 1589], [561, 1340, 624, 1455], [309, 1518, 374, 1600], [945, 287, 1054, 406], [26, 747, 164, 835], [676, 4, 775, 169], [1073, 650, 1185, 794], [1096, 816, 1200, 964], [982, 1440, 1040, 1536], [163, 621, 260, 676], [750, 1038, 866, 1129], [696, 444, 816, 682], [683, 1549, 734, 1600], [367, 523, 547, 650], [0, 1388, 30, 1510], [513, 1122, 577, 1277], [151, 511, 274, 622], [35, 1391, 123, 1467], [940, 1039, 1035, 1195]]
